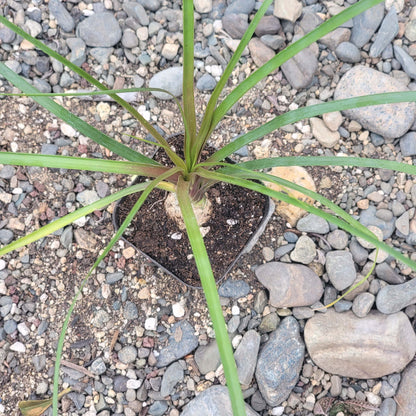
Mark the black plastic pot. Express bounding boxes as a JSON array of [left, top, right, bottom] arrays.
[[112, 134, 274, 289]]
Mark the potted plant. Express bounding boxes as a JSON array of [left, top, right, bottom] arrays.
[[1, 0, 416, 415]]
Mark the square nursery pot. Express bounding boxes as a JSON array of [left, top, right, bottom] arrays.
[[113, 133, 274, 289]]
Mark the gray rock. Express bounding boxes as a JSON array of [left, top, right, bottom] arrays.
[[396, 210, 410, 236], [32, 355, 46, 372], [137, 0, 160, 12], [359, 206, 396, 239], [41, 143, 58, 155], [227, 315, 240, 333], [327, 229, 349, 250], [0, 165, 15, 179], [394, 45, 416, 80], [281, 47, 318, 89], [113, 375, 128, 392], [369, 7, 399, 58], [0, 229, 14, 245], [379, 398, 397, 416], [296, 214, 330, 234], [149, 67, 183, 100], [260, 34, 285, 50], [156, 320, 198, 367], [218, 279, 250, 299], [106, 272, 123, 285], [234, 330, 260, 387], [0, 23, 16, 43], [290, 235, 316, 265], [33, 79, 52, 93], [375, 263, 405, 284], [334, 66, 415, 140], [160, 362, 184, 397], [66, 37, 86, 66], [76, 189, 100, 206], [76, 13, 122, 47], [352, 292, 375, 317], [196, 73, 216, 91], [248, 38, 275, 67], [400, 132, 416, 156], [376, 278, 416, 314], [259, 312, 280, 332], [49, 0, 75, 32], [124, 301, 138, 320], [225, 0, 255, 15], [350, 2, 384, 48], [255, 317, 305, 406], [181, 385, 259, 416], [194, 341, 221, 374], [148, 400, 168, 416], [122, 28, 138, 49], [222, 13, 249, 39], [395, 361, 416, 416], [255, 262, 323, 308], [90, 357, 106, 375], [305, 310, 416, 378], [325, 251, 356, 291], [123, 2, 150, 26], [335, 41, 361, 63], [255, 15, 281, 37], [319, 28, 351, 51], [4, 319, 17, 334]]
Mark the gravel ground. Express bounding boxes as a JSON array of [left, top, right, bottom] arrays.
[[1, 0, 416, 415]]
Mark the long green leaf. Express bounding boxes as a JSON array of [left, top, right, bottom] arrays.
[[0, 152, 170, 176], [0, 181, 174, 256], [0, 62, 158, 165], [196, 169, 416, 272], [207, 91, 416, 163], [194, 0, 273, 160], [176, 177, 246, 416], [183, 0, 197, 164], [209, 0, 384, 132], [216, 156, 416, 176], [52, 167, 180, 415]]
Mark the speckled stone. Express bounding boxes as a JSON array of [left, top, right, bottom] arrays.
[[334, 66, 415, 139], [255, 317, 304, 406]]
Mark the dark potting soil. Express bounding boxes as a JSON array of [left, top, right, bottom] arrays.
[[114, 135, 268, 287]]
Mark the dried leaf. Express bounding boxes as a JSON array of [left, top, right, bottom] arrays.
[[18, 387, 71, 416]]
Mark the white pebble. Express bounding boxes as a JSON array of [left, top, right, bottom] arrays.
[[232, 335, 242, 349], [231, 305, 240, 316], [60, 122, 77, 138], [10, 342, 26, 353], [126, 379, 142, 389], [17, 322, 30, 337], [145, 317, 157, 331], [0, 259, 6, 271], [172, 302, 185, 318], [271, 407, 284, 416]]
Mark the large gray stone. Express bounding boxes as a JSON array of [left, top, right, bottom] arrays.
[[350, 2, 384, 47], [304, 310, 416, 378], [255, 317, 304, 406], [149, 67, 183, 100], [369, 6, 399, 58], [181, 385, 259, 416], [376, 278, 416, 314], [76, 13, 122, 47], [255, 262, 323, 308], [325, 251, 356, 291], [334, 66, 415, 140], [395, 361, 416, 416], [49, 0, 75, 32]]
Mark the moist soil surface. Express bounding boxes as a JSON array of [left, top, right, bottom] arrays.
[[115, 135, 268, 287]]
